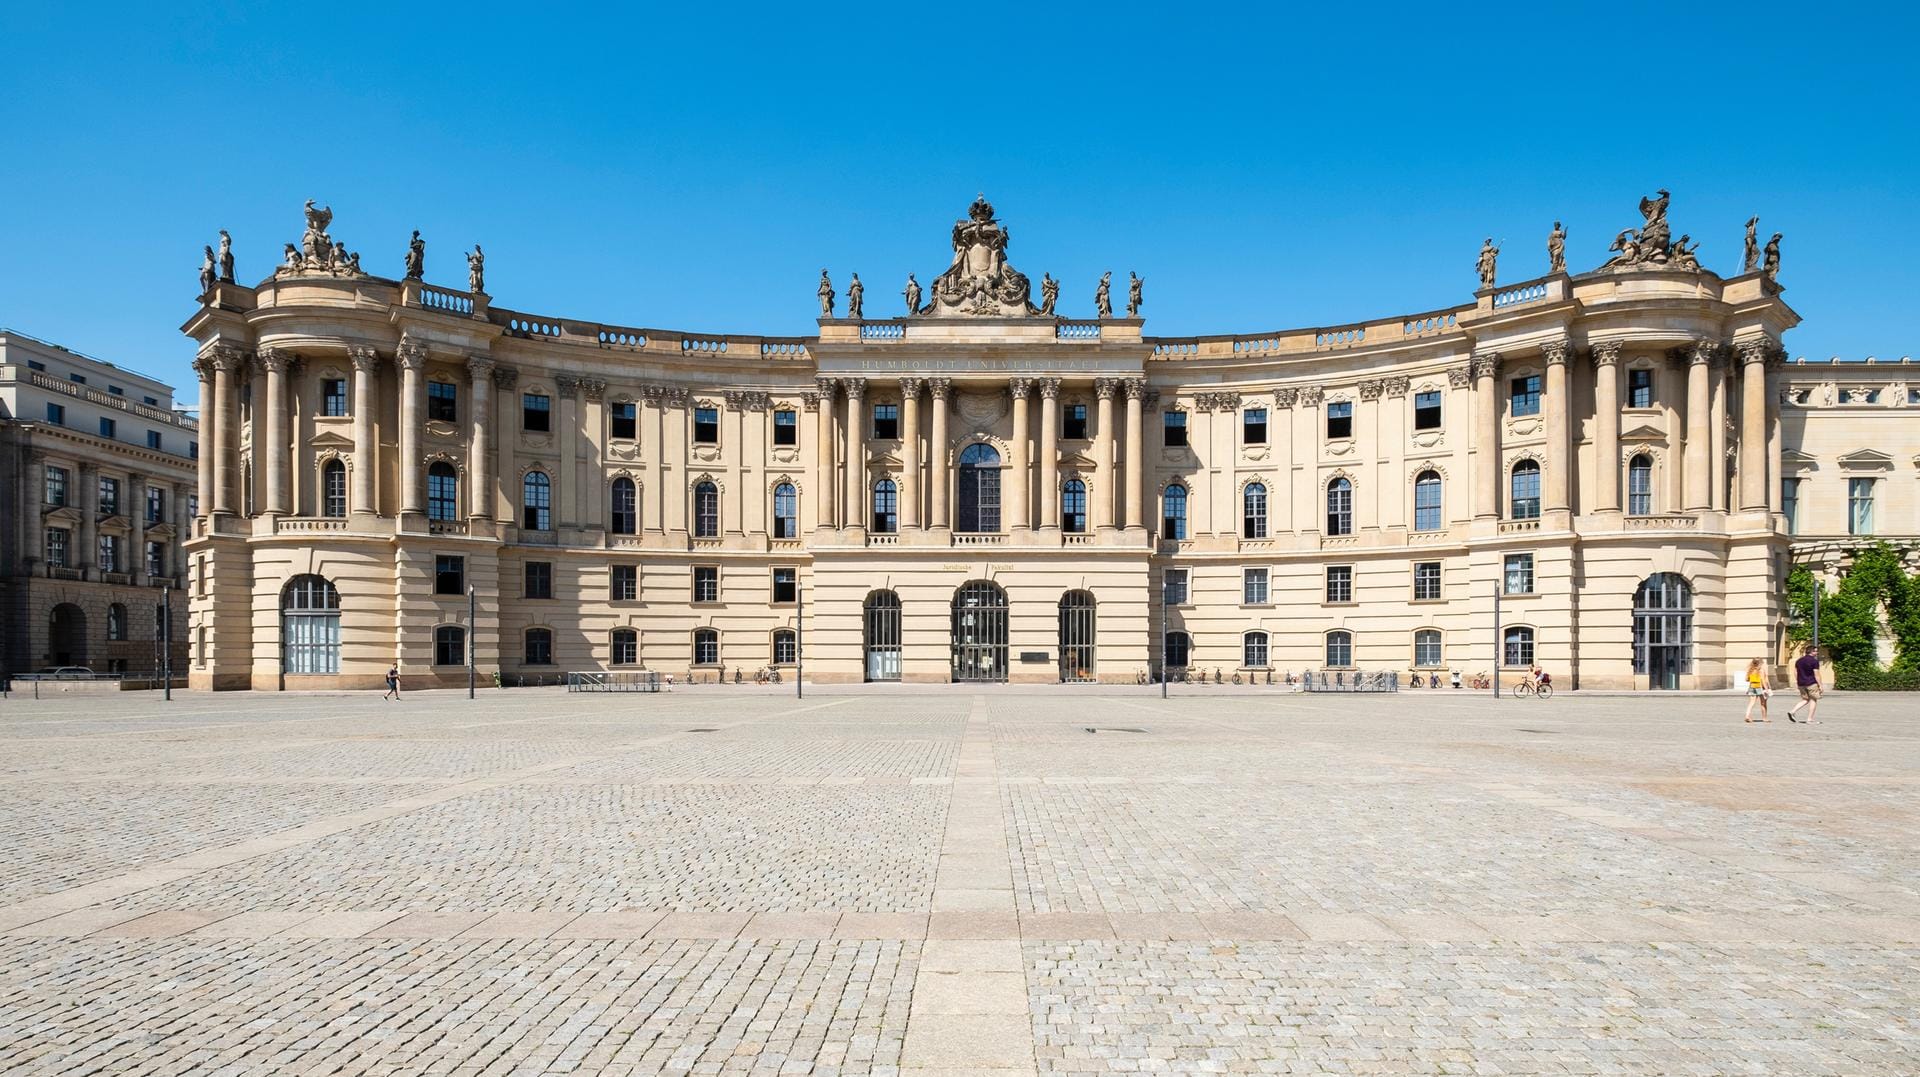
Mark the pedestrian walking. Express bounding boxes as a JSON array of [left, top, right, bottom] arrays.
[[383, 663, 401, 701], [1742, 657, 1771, 723], [1785, 645, 1822, 723]]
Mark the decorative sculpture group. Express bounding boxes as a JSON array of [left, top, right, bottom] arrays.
[[267, 200, 366, 279]]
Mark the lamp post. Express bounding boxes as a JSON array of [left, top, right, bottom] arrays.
[[1492, 581, 1502, 699], [796, 583, 804, 700], [467, 585, 476, 699], [1160, 572, 1169, 700], [160, 584, 172, 702]]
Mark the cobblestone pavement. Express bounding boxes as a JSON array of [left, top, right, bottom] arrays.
[[1, 685, 1916, 1075]]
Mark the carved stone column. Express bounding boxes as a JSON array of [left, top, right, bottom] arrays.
[[129, 471, 148, 584], [493, 366, 518, 524], [211, 345, 247, 516], [928, 379, 952, 530], [1470, 352, 1501, 519], [1037, 378, 1061, 531], [348, 345, 380, 518], [1272, 388, 1297, 532], [1541, 338, 1572, 514], [78, 463, 98, 576], [397, 340, 428, 517], [900, 378, 922, 530], [1737, 339, 1775, 511], [555, 375, 580, 528], [172, 485, 191, 576], [1680, 339, 1714, 511], [467, 357, 494, 520], [842, 378, 867, 534], [1008, 378, 1033, 532], [581, 380, 607, 528], [1590, 342, 1622, 513], [814, 377, 838, 531], [192, 358, 216, 522], [642, 384, 667, 531], [259, 350, 292, 516], [1123, 379, 1147, 531], [1093, 378, 1118, 531], [1709, 356, 1729, 511]]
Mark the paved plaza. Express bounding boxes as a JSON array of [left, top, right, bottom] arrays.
[[1, 685, 1916, 1075]]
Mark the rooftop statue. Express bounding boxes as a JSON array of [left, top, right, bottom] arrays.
[[281, 243, 300, 272], [1475, 238, 1499, 288], [817, 269, 835, 317], [405, 230, 425, 280], [1763, 232, 1782, 283], [1744, 217, 1761, 273], [903, 273, 922, 315], [199, 246, 216, 295], [926, 196, 1036, 316], [467, 244, 485, 293], [1127, 272, 1143, 317], [1597, 188, 1675, 271], [1670, 234, 1701, 272], [300, 200, 333, 268], [1094, 271, 1112, 318], [847, 272, 863, 319], [1547, 221, 1566, 274], [217, 230, 234, 283], [1038, 273, 1058, 316]]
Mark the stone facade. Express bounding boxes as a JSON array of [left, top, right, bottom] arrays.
[[0, 331, 195, 676], [180, 198, 1881, 692]]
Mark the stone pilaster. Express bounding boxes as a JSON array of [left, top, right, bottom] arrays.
[[1470, 351, 1501, 519], [1037, 378, 1061, 531], [1736, 338, 1776, 511], [1541, 338, 1572, 514], [259, 350, 292, 516], [1590, 342, 1622, 513], [1008, 377, 1033, 532], [467, 357, 494, 520], [928, 379, 951, 531], [842, 378, 867, 535], [492, 366, 518, 524], [1123, 379, 1147, 531], [396, 340, 428, 518], [815, 377, 838, 531], [1678, 339, 1716, 512], [1093, 378, 1118, 531], [348, 345, 380, 518], [899, 378, 923, 531], [192, 357, 216, 525]]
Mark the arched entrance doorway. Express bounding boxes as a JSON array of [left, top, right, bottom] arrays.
[[48, 604, 86, 667], [951, 580, 1008, 682], [1634, 573, 1694, 689], [1058, 590, 1096, 682], [282, 574, 343, 675], [864, 589, 902, 682], [956, 444, 1002, 533]]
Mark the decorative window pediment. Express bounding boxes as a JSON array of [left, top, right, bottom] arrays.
[[1837, 448, 1896, 471]]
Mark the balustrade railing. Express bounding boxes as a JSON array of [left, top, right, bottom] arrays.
[[1492, 282, 1550, 309], [506, 317, 561, 338], [1497, 519, 1542, 534], [416, 285, 474, 315], [23, 370, 198, 431], [1623, 513, 1699, 529], [859, 323, 905, 341], [598, 328, 648, 348], [1056, 322, 1101, 340], [952, 533, 1003, 545]]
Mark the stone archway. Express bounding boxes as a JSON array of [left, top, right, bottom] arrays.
[[48, 603, 87, 667]]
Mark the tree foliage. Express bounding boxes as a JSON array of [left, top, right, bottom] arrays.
[[1786, 543, 1920, 689]]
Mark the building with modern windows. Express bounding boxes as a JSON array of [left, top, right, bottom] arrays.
[[179, 196, 1910, 691], [0, 329, 196, 676]]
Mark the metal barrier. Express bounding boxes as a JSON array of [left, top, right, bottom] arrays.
[[566, 670, 663, 693], [1299, 669, 1400, 693]]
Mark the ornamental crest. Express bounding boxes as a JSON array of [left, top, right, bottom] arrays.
[[922, 197, 1042, 317]]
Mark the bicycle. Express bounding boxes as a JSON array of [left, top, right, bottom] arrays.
[[1514, 678, 1554, 699], [1467, 671, 1491, 690]]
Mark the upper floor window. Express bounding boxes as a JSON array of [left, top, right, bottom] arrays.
[[322, 460, 347, 517], [524, 561, 553, 599], [1161, 484, 1188, 540], [322, 379, 348, 417], [98, 534, 120, 574], [522, 471, 551, 530], [611, 564, 638, 601], [693, 406, 719, 445], [99, 477, 120, 517], [99, 417, 117, 439], [1627, 455, 1653, 515], [108, 385, 123, 396], [1243, 567, 1269, 605], [44, 466, 68, 507], [26, 359, 44, 371], [1413, 471, 1443, 531], [693, 481, 720, 537], [772, 483, 798, 539], [1504, 552, 1535, 595], [46, 403, 65, 425], [146, 431, 163, 450], [143, 395, 158, 406], [1413, 390, 1443, 430], [434, 555, 465, 595], [1781, 477, 1800, 535], [45, 528, 70, 567], [1242, 482, 1267, 539], [145, 541, 165, 578], [1325, 565, 1353, 604], [1510, 460, 1541, 519], [1848, 478, 1875, 535], [427, 381, 458, 422], [1628, 367, 1655, 408], [428, 463, 460, 522], [610, 400, 636, 440], [1061, 479, 1087, 533], [1163, 567, 1189, 606], [692, 565, 720, 603], [956, 443, 1001, 533], [1163, 410, 1187, 447], [773, 409, 798, 446], [609, 477, 637, 534], [68, 373, 86, 385], [1326, 477, 1353, 536], [146, 485, 165, 525], [1413, 560, 1442, 601], [872, 403, 899, 440], [871, 479, 898, 533], [1510, 374, 1541, 417], [1326, 400, 1353, 440], [1243, 407, 1267, 445], [522, 393, 551, 432], [771, 566, 798, 604], [1063, 403, 1088, 440]]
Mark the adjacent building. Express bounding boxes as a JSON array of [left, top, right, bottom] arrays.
[[181, 195, 1909, 692], [1, 329, 196, 676]]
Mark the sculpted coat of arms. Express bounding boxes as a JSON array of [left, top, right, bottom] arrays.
[[920, 197, 1044, 317]]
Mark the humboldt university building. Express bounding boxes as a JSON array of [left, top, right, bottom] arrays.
[[179, 195, 1909, 692]]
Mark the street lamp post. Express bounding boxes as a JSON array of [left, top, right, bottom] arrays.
[[1160, 573, 1169, 700], [1492, 582, 1502, 699], [467, 585, 476, 699], [796, 584, 804, 700], [160, 584, 172, 702]]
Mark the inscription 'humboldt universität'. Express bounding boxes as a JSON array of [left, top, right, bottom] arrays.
[[837, 357, 1126, 374]]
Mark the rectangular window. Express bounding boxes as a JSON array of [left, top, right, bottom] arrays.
[[1325, 565, 1353, 604], [1414, 390, 1443, 430], [27, 359, 45, 371], [610, 400, 636, 439], [1510, 375, 1541, 417], [69, 373, 86, 385], [1781, 477, 1800, 535], [146, 430, 163, 450], [1628, 368, 1654, 408], [145, 541, 166, 579], [872, 403, 899, 440], [771, 566, 798, 604], [427, 381, 458, 422], [44, 466, 68, 506], [1242, 407, 1268, 445], [524, 561, 553, 599], [1163, 410, 1187, 447], [190, 442, 198, 459], [1063, 403, 1088, 440], [692, 566, 720, 604], [1504, 553, 1535, 595], [99, 477, 120, 517], [693, 406, 719, 445], [45, 528, 69, 567], [434, 555, 465, 595], [46, 403, 65, 425], [611, 631, 638, 665], [773, 409, 798, 446], [522, 393, 551, 431], [1243, 633, 1269, 669], [1243, 567, 1269, 605], [611, 564, 638, 601], [99, 417, 117, 439], [1163, 568, 1189, 606], [146, 486, 165, 524], [1413, 561, 1442, 601], [322, 379, 348, 417], [1848, 478, 1875, 535], [1414, 631, 1443, 668], [108, 385, 123, 396], [436, 629, 466, 667], [143, 395, 158, 406], [524, 630, 553, 666], [98, 534, 120, 574], [1326, 400, 1353, 439]]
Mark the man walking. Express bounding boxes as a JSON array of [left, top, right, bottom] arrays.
[[1786, 645, 1822, 723], [383, 663, 402, 701]]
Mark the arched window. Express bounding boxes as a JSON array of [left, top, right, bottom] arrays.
[[321, 459, 347, 518], [1242, 483, 1267, 539], [106, 602, 127, 641], [1163, 630, 1192, 671], [611, 627, 638, 666], [1324, 629, 1353, 668], [1162, 484, 1188, 540], [1243, 630, 1269, 669], [434, 625, 466, 666], [956, 444, 1001, 533], [282, 575, 341, 674], [864, 589, 902, 681], [693, 628, 720, 666], [1510, 460, 1541, 520], [1413, 628, 1442, 668], [772, 629, 797, 665], [693, 481, 720, 538], [772, 483, 798, 539], [524, 627, 553, 665], [1061, 479, 1087, 533], [1627, 454, 1653, 516], [1633, 573, 1694, 687], [871, 478, 898, 533], [610, 477, 637, 534], [1413, 471, 1442, 532], [522, 472, 551, 531], [1058, 590, 1096, 682], [1502, 625, 1535, 668], [427, 462, 459, 522], [1326, 478, 1353, 536]]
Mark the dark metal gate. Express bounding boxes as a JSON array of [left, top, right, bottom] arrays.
[[951, 580, 1008, 682], [864, 590, 902, 682], [1058, 590, 1096, 682]]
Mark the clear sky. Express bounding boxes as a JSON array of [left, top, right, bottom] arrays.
[[3, 3, 1916, 404]]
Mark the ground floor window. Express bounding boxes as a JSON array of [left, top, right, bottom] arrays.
[[524, 627, 553, 665], [282, 575, 341, 674], [1163, 630, 1192, 670], [865, 590, 902, 682], [1413, 629, 1442, 668], [1325, 630, 1353, 668], [1632, 572, 1694, 687], [434, 625, 466, 667], [693, 628, 720, 666], [772, 629, 797, 665], [1502, 625, 1535, 668], [1243, 630, 1269, 668], [612, 628, 638, 665]]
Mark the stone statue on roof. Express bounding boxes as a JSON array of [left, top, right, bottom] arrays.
[[1039, 273, 1058, 316], [1127, 272, 1143, 317], [1547, 221, 1565, 274], [1744, 217, 1760, 273], [926, 196, 1036, 316], [199, 246, 216, 295], [817, 269, 835, 317], [847, 272, 863, 319], [1094, 271, 1112, 318], [467, 245, 485, 293], [217, 230, 234, 282], [301, 200, 332, 267], [405, 230, 425, 280], [903, 273, 922, 315], [1476, 238, 1499, 288]]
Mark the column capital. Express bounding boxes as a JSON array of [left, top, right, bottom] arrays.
[[1008, 377, 1034, 399], [256, 348, 293, 375], [1357, 379, 1385, 402], [1589, 340, 1623, 367], [899, 376, 925, 397], [348, 345, 380, 373], [724, 389, 769, 411], [927, 377, 953, 400], [1669, 337, 1722, 368], [800, 390, 821, 412], [814, 375, 840, 398], [841, 377, 867, 401], [1037, 377, 1061, 400], [209, 344, 252, 374], [1468, 351, 1501, 380], [660, 386, 691, 408], [554, 374, 582, 398], [466, 355, 495, 380], [1382, 375, 1410, 398], [1539, 338, 1574, 366], [395, 340, 429, 371], [1273, 387, 1299, 408], [1446, 365, 1473, 388], [491, 364, 519, 390], [1122, 378, 1150, 401], [1298, 384, 1325, 407], [640, 383, 666, 405], [581, 379, 608, 404], [1093, 377, 1120, 400], [1733, 336, 1777, 368], [192, 355, 218, 383]]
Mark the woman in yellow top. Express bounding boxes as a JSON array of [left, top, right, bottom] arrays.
[[1743, 658, 1771, 723]]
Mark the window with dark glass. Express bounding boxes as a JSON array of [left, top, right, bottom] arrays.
[[98, 534, 120, 573], [1243, 407, 1267, 445], [1781, 477, 1800, 534], [1063, 403, 1088, 440], [1413, 471, 1443, 531], [1413, 561, 1442, 601], [772, 629, 797, 665], [1163, 410, 1187, 447], [145, 541, 166, 578], [771, 566, 798, 604], [322, 379, 348, 417], [45, 528, 69, 567], [427, 463, 460, 521], [1163, 631, 1192, 668], [45, 466, 68, 506], [1061, 479, 1087, 533], [69, 373, 85, 385], [1510, 374, 1541, 417], [1243, 631, 1269, 668], [1502, 626, 1535, 667], [693, 565, 720, 603], [609, 477, 637, 534], [772, 483, 798, 539], [1849, 478, 1875, 535], [1510, 460, 1541, 519], [611, 564, 638, 601], [1628, 367, 1654, 408], [525, 561, 553, 599], [435, 625, 466, 666], [427, 381, 458, 422], [1242, 482, 1267, 538], [322, 460, 348, 517], [872, 403, 899, 440], [99, 477, 120, 516], [434, 555, 464, 595], [1627, 455, 1653, 515], [610, 400, 636, 440], [956, 443, 1001, 532], [107, 603, 127, 641], [1414, 629, 1443, 668], [1504, 552, 1535, 595], [611, 628, 638, 665], [1162, 484, 1188, 539], [1326, 400, 1353, 439], [46, 403, 65, 425], [99, 417, 116, 439], [1243, 567, 1269, 605], [871, 479, 897, 533], [521, 472, 551, 530], [1414, 390, 1443, 430], [1325, 630, 1353, 667], [1325, 565, 1353, 603], [522, 393, 550, 431], [524, 627, 553, 665], [1326, 477, 1353, 535], [147, 431, 162, 450], [693, 481, 720, 537], [1163, 568, 1189, 605], [693, 406, 719, 445], [693, 628, 720, 665], [773, 409, 798, 446]]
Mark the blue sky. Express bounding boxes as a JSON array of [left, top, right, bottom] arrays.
[[3, 3, 1916, 401]]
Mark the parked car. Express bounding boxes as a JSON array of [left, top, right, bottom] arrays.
[[34, 666, 96, 678]]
